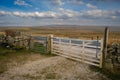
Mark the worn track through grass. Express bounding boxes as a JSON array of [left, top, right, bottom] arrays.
[[0, 56, 111, 80]]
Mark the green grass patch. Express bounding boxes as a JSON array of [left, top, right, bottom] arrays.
[[33, 42, 46, 54]]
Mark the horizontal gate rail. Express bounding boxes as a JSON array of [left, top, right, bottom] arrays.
[[52, 36, 102, 67]]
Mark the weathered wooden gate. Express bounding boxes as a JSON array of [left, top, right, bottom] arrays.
[[33, 36, 48, 54], [52, 37, 102, 67]]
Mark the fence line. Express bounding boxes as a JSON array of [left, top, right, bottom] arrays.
[[0, 31, 107, 68]]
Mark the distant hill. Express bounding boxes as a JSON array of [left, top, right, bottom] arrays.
[[0, 25, 120, 32]]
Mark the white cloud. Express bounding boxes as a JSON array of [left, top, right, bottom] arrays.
[[111, 16, 117, 19], [14, 0, 32, 7], [0, 11, 5, 15], [13, 11, 57, 18], [1, 9, 120, 26], [83, 9, 114, 19], [67, 0, 83, 5], [86, 10, 104, 17], [11, 8, 80, 19], [58, 8, 80, 18], [53, 0, 64, 6], [0, 11, 11, 15], [0, 9, 120, 21], [86, 3, 97, 9]]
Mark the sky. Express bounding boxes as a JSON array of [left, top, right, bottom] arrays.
[[0, 0, 120, 26]]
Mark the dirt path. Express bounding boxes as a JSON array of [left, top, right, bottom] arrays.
[[0, 56, 111, 80]]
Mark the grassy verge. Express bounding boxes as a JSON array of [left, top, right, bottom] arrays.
[[89, 66, 120, 80], [0, 46, 52, 74]]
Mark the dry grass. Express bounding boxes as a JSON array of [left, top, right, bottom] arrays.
[[0, 47, 51, 74], [1, 27, 120, 44], [0, 56, 110, 80], [0, 26, 119, 80]]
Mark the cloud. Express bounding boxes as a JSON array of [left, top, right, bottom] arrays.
[[81, 9, 120, 20], [58, 8, 80, 18], [65, 0, 97, 9], [14, 0, 32, 7], [0, 9, 120, 26], [82, 9, 112, 19], [0, 9, 120, 21], [13, 11, 57, 18], [0, 11, 6, 15], [86, 3, 97, 9], [0, 11, 11, 16], [111, 16, 117, 19], [67, 0, 83, 5], [52, 0, 64, 6]]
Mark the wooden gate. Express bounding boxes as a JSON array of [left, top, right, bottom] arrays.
[[52, 37, 102, 67]]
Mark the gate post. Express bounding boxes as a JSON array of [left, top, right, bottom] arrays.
[[101, 27, 109, 68], [82, 40, 85, 63], [100, 39, 103, 68], [30, 36, 34, 50], [47, 34, 53, 54]]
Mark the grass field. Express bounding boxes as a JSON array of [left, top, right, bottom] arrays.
[[0, 26, 120, 44], [0, 26, 120, 80]]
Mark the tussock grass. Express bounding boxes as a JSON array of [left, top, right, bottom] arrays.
[[90, 65, 120, 80], [0, 46, 50, 74]]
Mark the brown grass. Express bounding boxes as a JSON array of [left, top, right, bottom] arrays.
[[0, 47, 50, 74], [0, 27, 120, 44]]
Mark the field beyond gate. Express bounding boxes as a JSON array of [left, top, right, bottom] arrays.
[[52, 36, 102, 67], [33, 36, 47, 54]]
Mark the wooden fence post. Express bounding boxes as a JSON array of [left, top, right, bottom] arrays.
[[101, 27, 109, 68], [47, 34, 53, 54], [82, 40, 85, 63], [100, 38, 103, 68], [30, 37, 34, 50]]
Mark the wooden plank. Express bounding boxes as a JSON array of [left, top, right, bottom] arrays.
[[82, 60, 99, 67], [53, 41, 101, 49], [53, 42, 83, 48], [84, 53, 100, 58], [52, 52, 99, 67], [83, 56, 100, 63], [53, 49, 100, 63], [53, 50, 82, 59], [53, 37, 83, 42], [84, 45, 101, 49], [53, 37, 101, 42], [53, 46, 83, 54], [53, 48, 100, 63], [52, 52, 83, 61], [53, 44, 100, 58], [52, 49, 63, 53], [54, 45, 81, 50], [53, 47, 100, 60]]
